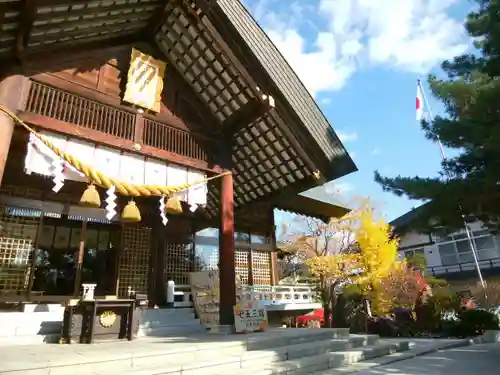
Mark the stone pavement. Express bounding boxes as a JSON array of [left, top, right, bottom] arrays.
[[325, 342, 500, 375]]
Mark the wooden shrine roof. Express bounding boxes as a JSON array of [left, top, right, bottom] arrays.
[[0, 0, 356, 220]]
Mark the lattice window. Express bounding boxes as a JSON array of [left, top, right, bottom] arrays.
[[117, 226, 151, 297], [0, 206, 40, 293], [205, 248, 219, 270], [164, 242, 194, 285], [251, 250, 271, 285], [235, 248, 249, 285]]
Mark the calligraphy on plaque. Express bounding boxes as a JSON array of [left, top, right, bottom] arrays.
[[234, 301, 268, 333], [123, 48, 166, 113]]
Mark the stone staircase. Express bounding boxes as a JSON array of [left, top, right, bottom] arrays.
[[137, 308, 206, 337], [0, 329, 410, 375]]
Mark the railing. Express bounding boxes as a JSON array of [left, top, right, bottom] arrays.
[[142, 118, 209, 162], [25, 81, 212, 163], [26, 81, 136, 140], [242, 284, 316, 305], [172, 283, 316, 308], [427, 258, 500, 276]]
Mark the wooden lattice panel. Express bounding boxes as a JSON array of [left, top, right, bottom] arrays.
[[0, 207, 40, 293], [235, 247, 249, 285], [196, 245, 249, 284], [251, 250, 271, 285], [164, 242, 194, 285], [155, 3, 255, 123], [117, 226, 152, 297]]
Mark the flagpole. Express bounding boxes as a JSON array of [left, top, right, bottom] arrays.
[[417, 79, 486, 290]]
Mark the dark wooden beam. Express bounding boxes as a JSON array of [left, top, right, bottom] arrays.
[[23, 33, 143, 60], [17, 112, 223, 173], [28, 24, 146, 45], [222, 95, 274, 135], [15, 0, 37, 60], [34, 13, 151, 32], [35, 2, 157, 21], [144, 1, 177, 37]]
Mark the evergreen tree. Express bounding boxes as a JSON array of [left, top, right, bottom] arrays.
[[375, 0, 500, 231]]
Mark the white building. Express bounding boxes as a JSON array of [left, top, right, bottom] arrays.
[[391, 207, 500, 287]]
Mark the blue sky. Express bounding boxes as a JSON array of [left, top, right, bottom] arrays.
[[242, 0, 474, 225]]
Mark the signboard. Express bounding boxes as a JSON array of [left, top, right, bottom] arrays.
[[189, 270, 220, 327], [123, 48, 166, 113], [189, 271, 246, 329], [234, 301, 268, 333]]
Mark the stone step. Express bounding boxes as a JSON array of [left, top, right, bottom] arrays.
[[247, 340, 410, 375], [0, 329, 351, 375], [137, 322, 207, 337], [138, 335, 380, 375], [139, 308, 197, 328]]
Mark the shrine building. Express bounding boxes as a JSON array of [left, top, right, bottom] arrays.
[[0, 0, 356, 337]]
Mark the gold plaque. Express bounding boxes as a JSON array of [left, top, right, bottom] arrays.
[[99, 311, 117, 328], [123, 48, 166, 113]]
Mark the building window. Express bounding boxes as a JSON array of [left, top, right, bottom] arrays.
[[436, 229, 500, 266], [403, 248, 424, 259]]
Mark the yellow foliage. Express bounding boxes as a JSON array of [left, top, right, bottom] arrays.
[[355, 209, 399, 290], [306, 253, 361, 280], [283, 197, 414, 316], [371, 260, 422, 315]]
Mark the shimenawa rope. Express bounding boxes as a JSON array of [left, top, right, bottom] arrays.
[[0, 105, 230, 197]]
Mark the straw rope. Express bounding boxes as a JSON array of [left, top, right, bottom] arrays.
[[0, 105, 230, 196]]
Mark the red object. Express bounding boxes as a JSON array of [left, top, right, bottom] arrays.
[[296, 308, 332, 327], [416, 80, 424, 121], [414, 273, 427, 292], [461, 298, 476, 309]]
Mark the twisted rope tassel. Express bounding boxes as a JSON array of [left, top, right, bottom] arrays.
[[0, 105, 230, 196]]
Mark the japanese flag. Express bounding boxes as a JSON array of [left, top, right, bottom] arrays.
[[416, 81, 424, 121]]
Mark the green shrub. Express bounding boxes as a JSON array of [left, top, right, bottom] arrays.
[[415, 286, 460, 333], [430, 286, 461, 312], [455, 309, 499, 337]]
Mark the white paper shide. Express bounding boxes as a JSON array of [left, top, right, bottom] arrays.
[[24, 131, 209, 220]]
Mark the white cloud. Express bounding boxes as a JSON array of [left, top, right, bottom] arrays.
[[267, 29, 357, 96], [371, 148, 381, 156], [337, 130, 358, 142], [248, 0, 468, 96]]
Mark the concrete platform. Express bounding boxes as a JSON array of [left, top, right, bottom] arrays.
[[0, 328, 410, 375], [322, 342, 500, 375], [0, 307, 204, 345]]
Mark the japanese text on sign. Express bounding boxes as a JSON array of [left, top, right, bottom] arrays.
[[234, 302, 268, 333]]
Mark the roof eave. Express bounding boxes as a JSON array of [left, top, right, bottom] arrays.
[[209, 0, 358, 181]]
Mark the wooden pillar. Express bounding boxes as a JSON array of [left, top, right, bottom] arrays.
[[219, 171, 236, 326], [151, 223, 166, 306], [247, 248, 254, 286], [269, 205, 279, 285], [73, 219, 88, 296], [0, 75, 29, 186]]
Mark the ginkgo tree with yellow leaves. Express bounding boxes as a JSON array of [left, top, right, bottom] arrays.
[[282, 198, 415, 325], [278, 199, 367, 325], [353, 207, 401, 316]]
